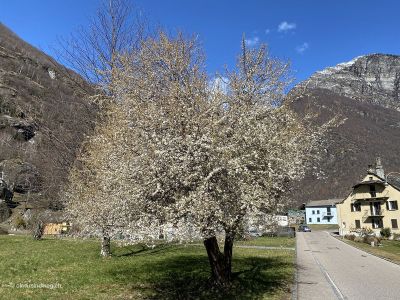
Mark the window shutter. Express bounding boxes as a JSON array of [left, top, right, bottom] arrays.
[[386, 201, 390, 210], [395, 201, 398, 210]]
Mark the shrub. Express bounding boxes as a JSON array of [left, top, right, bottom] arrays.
[[392, 233, 400, 241], [354, 236, 363, 243], [380, 227, 391, 239], [13, 215, 26, 229], [363, 235, 381, 246], [0, 227, 8, 235], [344, 234, 356, 241], [360, 227, 374, 236]]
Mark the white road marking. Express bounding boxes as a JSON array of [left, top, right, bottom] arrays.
[[304, 232, 346, 300]]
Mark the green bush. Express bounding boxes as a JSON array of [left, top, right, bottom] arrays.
[[380, 227, 391, 239]]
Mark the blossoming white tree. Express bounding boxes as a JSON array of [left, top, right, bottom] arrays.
[[105, 34, 334, 285], [64, 0, 336, 276]]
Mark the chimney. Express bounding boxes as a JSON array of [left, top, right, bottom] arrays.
[[367, 164, 374, 174], [375, 157, 385, 179]]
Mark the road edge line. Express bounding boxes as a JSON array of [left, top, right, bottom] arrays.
[[310, 244, 345, 300]]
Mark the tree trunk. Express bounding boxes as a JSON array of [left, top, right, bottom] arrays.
[[100, 233, 111, 257], [223, 231, 234, 280], [32, 220, 44, 240], [203, 231, 235, 286]]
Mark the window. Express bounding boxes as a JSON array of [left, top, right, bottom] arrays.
[[372, 219, 383, 229], [308, 218, 312, 223], [369, 176, 373, 181], [327, 207, 331, 215], [312, 210, 315, 214], [317, 210, 320, 214], [387, 201, 398, 211], [370, 185, 376, 197], [355, 220, 361, 229], [317, 217, 320, 223], [351, 203, 361, 212], [391, 219, 398, 229], [370, 202, 381, 216]]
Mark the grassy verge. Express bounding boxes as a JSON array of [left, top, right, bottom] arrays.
[[338, 237, 400, 264], [237, 236, 295, 248], [0, 235, 294, 299]]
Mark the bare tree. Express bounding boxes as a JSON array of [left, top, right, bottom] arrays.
[[57, 0, 147, 93]]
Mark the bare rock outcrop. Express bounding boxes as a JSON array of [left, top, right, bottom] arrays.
[[0, 23, 96, 212]]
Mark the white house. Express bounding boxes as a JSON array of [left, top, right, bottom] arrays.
[[305, 199, 341, 225], [275, 215, 289, 227]]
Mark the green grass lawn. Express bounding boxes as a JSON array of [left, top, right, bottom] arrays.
[[340, 238, 400, 264], [0, 235, 295, 299]]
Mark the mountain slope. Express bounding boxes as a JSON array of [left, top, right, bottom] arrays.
[[289, 54, 400, 205], [296, 54, 400, 110], [0, 23, 95, 214]]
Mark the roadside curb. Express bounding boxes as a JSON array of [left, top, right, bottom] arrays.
[[330, 233, 400, 267]]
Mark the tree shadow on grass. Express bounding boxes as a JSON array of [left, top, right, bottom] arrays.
[[112, 244, 175, 257], [110, 252, 293, 300]]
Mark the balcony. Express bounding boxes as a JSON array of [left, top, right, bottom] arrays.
[[322, 212, 333, 218], [369, 208, 385, 217], [362, 208, 385, 222], [351, 190, 389, 201]]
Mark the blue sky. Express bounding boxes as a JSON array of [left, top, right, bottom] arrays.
[[1, 0, 400, 84]]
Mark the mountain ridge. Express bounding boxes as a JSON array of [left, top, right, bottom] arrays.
[[289, 54, 400, 205], [292, 53, 400, 111]]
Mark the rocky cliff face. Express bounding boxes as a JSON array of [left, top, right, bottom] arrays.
[[295, 54, 400, 111], [0, 23, 95, 216], [289, 54, 400, 205]]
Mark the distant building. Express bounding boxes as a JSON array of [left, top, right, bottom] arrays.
[[245, 212, 290, 236], [275, 215, 289, 227], [305, 199, 341, 225], [337, 158, 400, 236], [43, 222, 70, 235], [287, 209, 305, 225]]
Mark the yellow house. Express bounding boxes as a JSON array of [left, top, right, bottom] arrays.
[[337, 158, 400, 236], [43, 222, 71, 235]]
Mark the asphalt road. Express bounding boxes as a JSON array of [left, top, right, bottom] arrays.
[[296, 231, 400, 300]]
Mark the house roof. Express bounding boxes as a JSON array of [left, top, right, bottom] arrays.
[[306, 198, 342, 207], [352, 180, 386, 188], [337, 171, 400, 205]]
